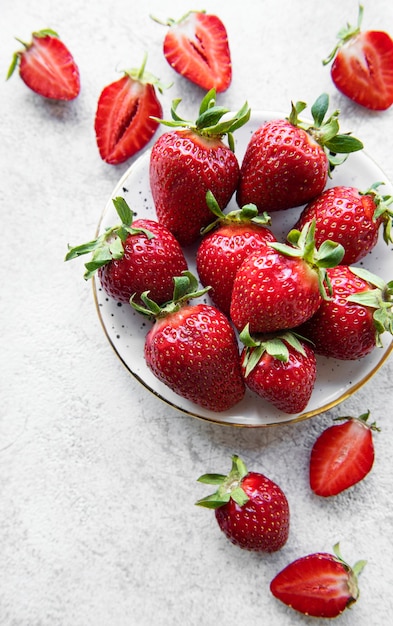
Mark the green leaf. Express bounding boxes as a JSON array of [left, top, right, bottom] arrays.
[[197, 473, 227, 485], [113, 196, 133, 225], [325, 134, 364, 154], [311, 93, 329, 126], [349, 266, 387, 290]]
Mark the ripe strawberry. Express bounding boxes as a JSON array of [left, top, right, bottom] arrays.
[[236, 93, 363, 213], [270, 543, 366, 618], [94, 55, 164, 165], [323, 5, 393, 110], [294, 183, 393, 265], [152, 10, 231, 93], [310, 411, 379, 497], [130, 272, 245, 412], [7, 28, 80, 100], [299, 265, 393, 360], [240, 328, 317, 414], [230, 220, 345, 334], [196, 191, 276, 315], [65, 196, 187, 304], [196, 455, 289, 552], [149, 89, 250, 246]]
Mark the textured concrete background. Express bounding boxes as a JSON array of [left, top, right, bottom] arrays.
[[1, 1, 393, 624]]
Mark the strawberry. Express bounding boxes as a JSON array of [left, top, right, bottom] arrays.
[[299, 265, 393, 360], [65, 197, 187, 304], [236, 93, 363, 213], [270, 543, 366, 618], [196, 455, 289, 552], [230, 220, 345, 334], [294, 183, 393, 265], [130, 272, 245, 412], [323, 5, 393, 110], [196, 191, 276, 315], [7, 29, 80, 100], [149, 89, 250, 246], [152, 10, 231, 93], [94, 55, 164, 165], [240, 327, 317, 414], [310, 411, 379, 497]]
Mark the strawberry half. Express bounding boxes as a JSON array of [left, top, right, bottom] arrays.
[[149, 89, 250, 246], [323, 5, 393, 110], [240, 328, 317, 414], [310, 411, 379, 497], [65, 196, 188, 304], [7, 29, 80, 100], [270, 543, 366, 618], [237, 93, 363, 213], [152, 10, 231, 92], [196, 455, 289, 552], [94, 54, 164, 165], [130, 272, 245, 412]]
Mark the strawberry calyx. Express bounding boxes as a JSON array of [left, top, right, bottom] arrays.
[[323, 4, 364, 66], [65, 197, 155, 279], [121, 52, 170, 94], [201, 190, 271, 235], [240, 325, 309, 377], [287, 93, 363, 172], [331, 542, 367, 605], [150, 9, 206, 28], [361, 182, 393, 245], [270, 220, 345, 300], [130, 270, 211, 319], [347, 267, 393, 346], [195, 455, 250, 509], [333, 409, 381, 433], [153, 88, 250, 150], [7, 28, 60, 80]]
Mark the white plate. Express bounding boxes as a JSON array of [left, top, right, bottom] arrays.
[[93, 111, 393, 427]]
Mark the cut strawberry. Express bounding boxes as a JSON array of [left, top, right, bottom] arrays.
[[152, 10, 231, 92], [7, 28, 80, 100], [323, 5, 393, 110], [94, 55, 164, 165]]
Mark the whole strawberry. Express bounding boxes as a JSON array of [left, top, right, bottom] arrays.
[[130, 272, 245, 412], [7, 29, 80, 100], [240, 327, 317, 414], [196, 455, 289, 552], [152, 10, 232, 93], [323, 5, 393, 111], [294, 183, 393, 265], [94, 54, 164, 165], [196, 191, 276, 315], [230, 220, 345, 334], [299, 265, 393, 359], [310, 411, 379, 497], [65, 197, 188, 304], [236, 93, 363, 213], [149, 89, 250, 246], [270, 543, 366, 618]]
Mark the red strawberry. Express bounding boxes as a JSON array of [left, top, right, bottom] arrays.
[[7, 28, 80, 100], [323, 5, 393, 110], [152, 10, 231, 93], [294, 183, 393, 265], [270, 543, 366, 618], [94, 55, 164, 165], [196, 455, 289, 552], [196, 192, 276, 315], [65, 196, 188, 304], [310, 411, 379, 497], [130, 272, 245, 412], [236, 93, 363, 213], [230, 221, 345, 334], [150, 89, 250, 246], [240, 328, 317, 414], [299, 265, 393, 360]]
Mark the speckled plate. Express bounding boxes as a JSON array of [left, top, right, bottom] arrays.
[[93, 111, 393, 427]]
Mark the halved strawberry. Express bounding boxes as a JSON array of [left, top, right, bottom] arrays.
[[152, 10, 231, 92], [270, 543, 366, 618], [94, 55, 164, 165], [310, 411, 379, 497], [7, 28, 80, 100], [323, 5, 393, 110]]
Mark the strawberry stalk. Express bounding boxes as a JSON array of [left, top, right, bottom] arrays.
[[7, 28, 60, 80], [195, 455, 250, 508], [331, 542, 367, 602], [323, 4, 364, 65], [333, 409, 380, 432], [65, 197, 155, 279]]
